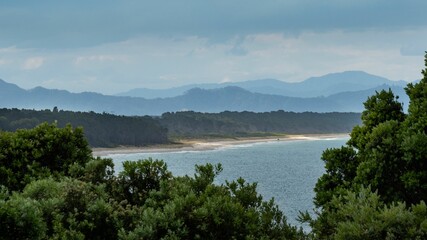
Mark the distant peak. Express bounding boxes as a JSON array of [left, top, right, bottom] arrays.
[[0, 79, 26, 92], [184, 86, 249, 95], [220, 86, 248, 91], [0, 78, 16, 85], [305, 71, 389, 83], [315, 70, 381, 78], [28, 86, 49, 92]]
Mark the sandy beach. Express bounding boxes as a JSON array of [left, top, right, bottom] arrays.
[[92, 133, 349, 156]]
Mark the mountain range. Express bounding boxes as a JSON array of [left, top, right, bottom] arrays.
[[0, 71, 413, 115], [117, 71, 408, 98]]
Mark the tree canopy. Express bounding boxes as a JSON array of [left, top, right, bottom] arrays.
[[309, 52, 427, 239], [0, 109, 168, 147], [0, 123, 305, 239], [160, 110, 361, 138]]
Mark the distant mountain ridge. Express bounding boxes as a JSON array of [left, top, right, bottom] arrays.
[[116, 71, 408, 99], [0, 77, 410, 115]]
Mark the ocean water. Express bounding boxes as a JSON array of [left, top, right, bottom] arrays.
[[107, 137, 348, 227]]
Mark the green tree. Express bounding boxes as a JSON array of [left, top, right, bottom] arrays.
[[400, 53, 427, 204], [314, 88, 405, 210], [69, 157, 115, 185], [310, 52, 427, 238], [314, 146, 358, 207], [120, 163, 306, 240], [0, 194, 47, 240], [0, 123, 92, 191], [114, 159, 172, 205], [19, 177, 122, 240], [327, 187, 427, 240]]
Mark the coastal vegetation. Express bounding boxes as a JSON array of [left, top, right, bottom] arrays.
[[0, 123, 305, 239], [301, 53, 427, 239], [0, 108, 360, 147], [0, 54, 426, 239], [160, 111, 360, 138], [0, 109, 168, 147]]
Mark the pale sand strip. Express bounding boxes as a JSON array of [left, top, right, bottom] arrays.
[[92, 133, 349, 157]]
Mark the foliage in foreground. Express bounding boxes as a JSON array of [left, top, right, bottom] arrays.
[[305, 53, 427, 238], [0, 123, 305, 239]]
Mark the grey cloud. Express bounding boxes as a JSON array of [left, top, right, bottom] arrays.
[[400, 40, 427, 56], [227, 36, 248, 56], [227, 45, 248, 56], [1, 0, 427, 48], [400, 48, 426, 57]]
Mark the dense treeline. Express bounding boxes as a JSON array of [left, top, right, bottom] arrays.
[[0, 108, 168, 147], [0, 123, 305, 239], [160, 111, 361, 137], [0, 108, 361, 147]]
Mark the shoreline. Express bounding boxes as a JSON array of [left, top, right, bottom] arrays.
[[92, 133, 349, 157]]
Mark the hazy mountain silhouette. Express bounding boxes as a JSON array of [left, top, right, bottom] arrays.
[[116, 71, 408, 98], [0, 78, 410, 115]]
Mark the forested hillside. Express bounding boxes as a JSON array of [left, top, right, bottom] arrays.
[[0, 108, 361, 147], [0, 108, 168, 147], [160, 110, 361, 137]]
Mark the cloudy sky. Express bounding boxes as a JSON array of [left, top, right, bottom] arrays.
[[1, 0, 426, 94]]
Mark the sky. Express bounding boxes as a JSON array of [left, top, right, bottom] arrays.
[[0, 0, 426, 94]]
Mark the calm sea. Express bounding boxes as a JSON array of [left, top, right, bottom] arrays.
[[107, 137, 348, 228]]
